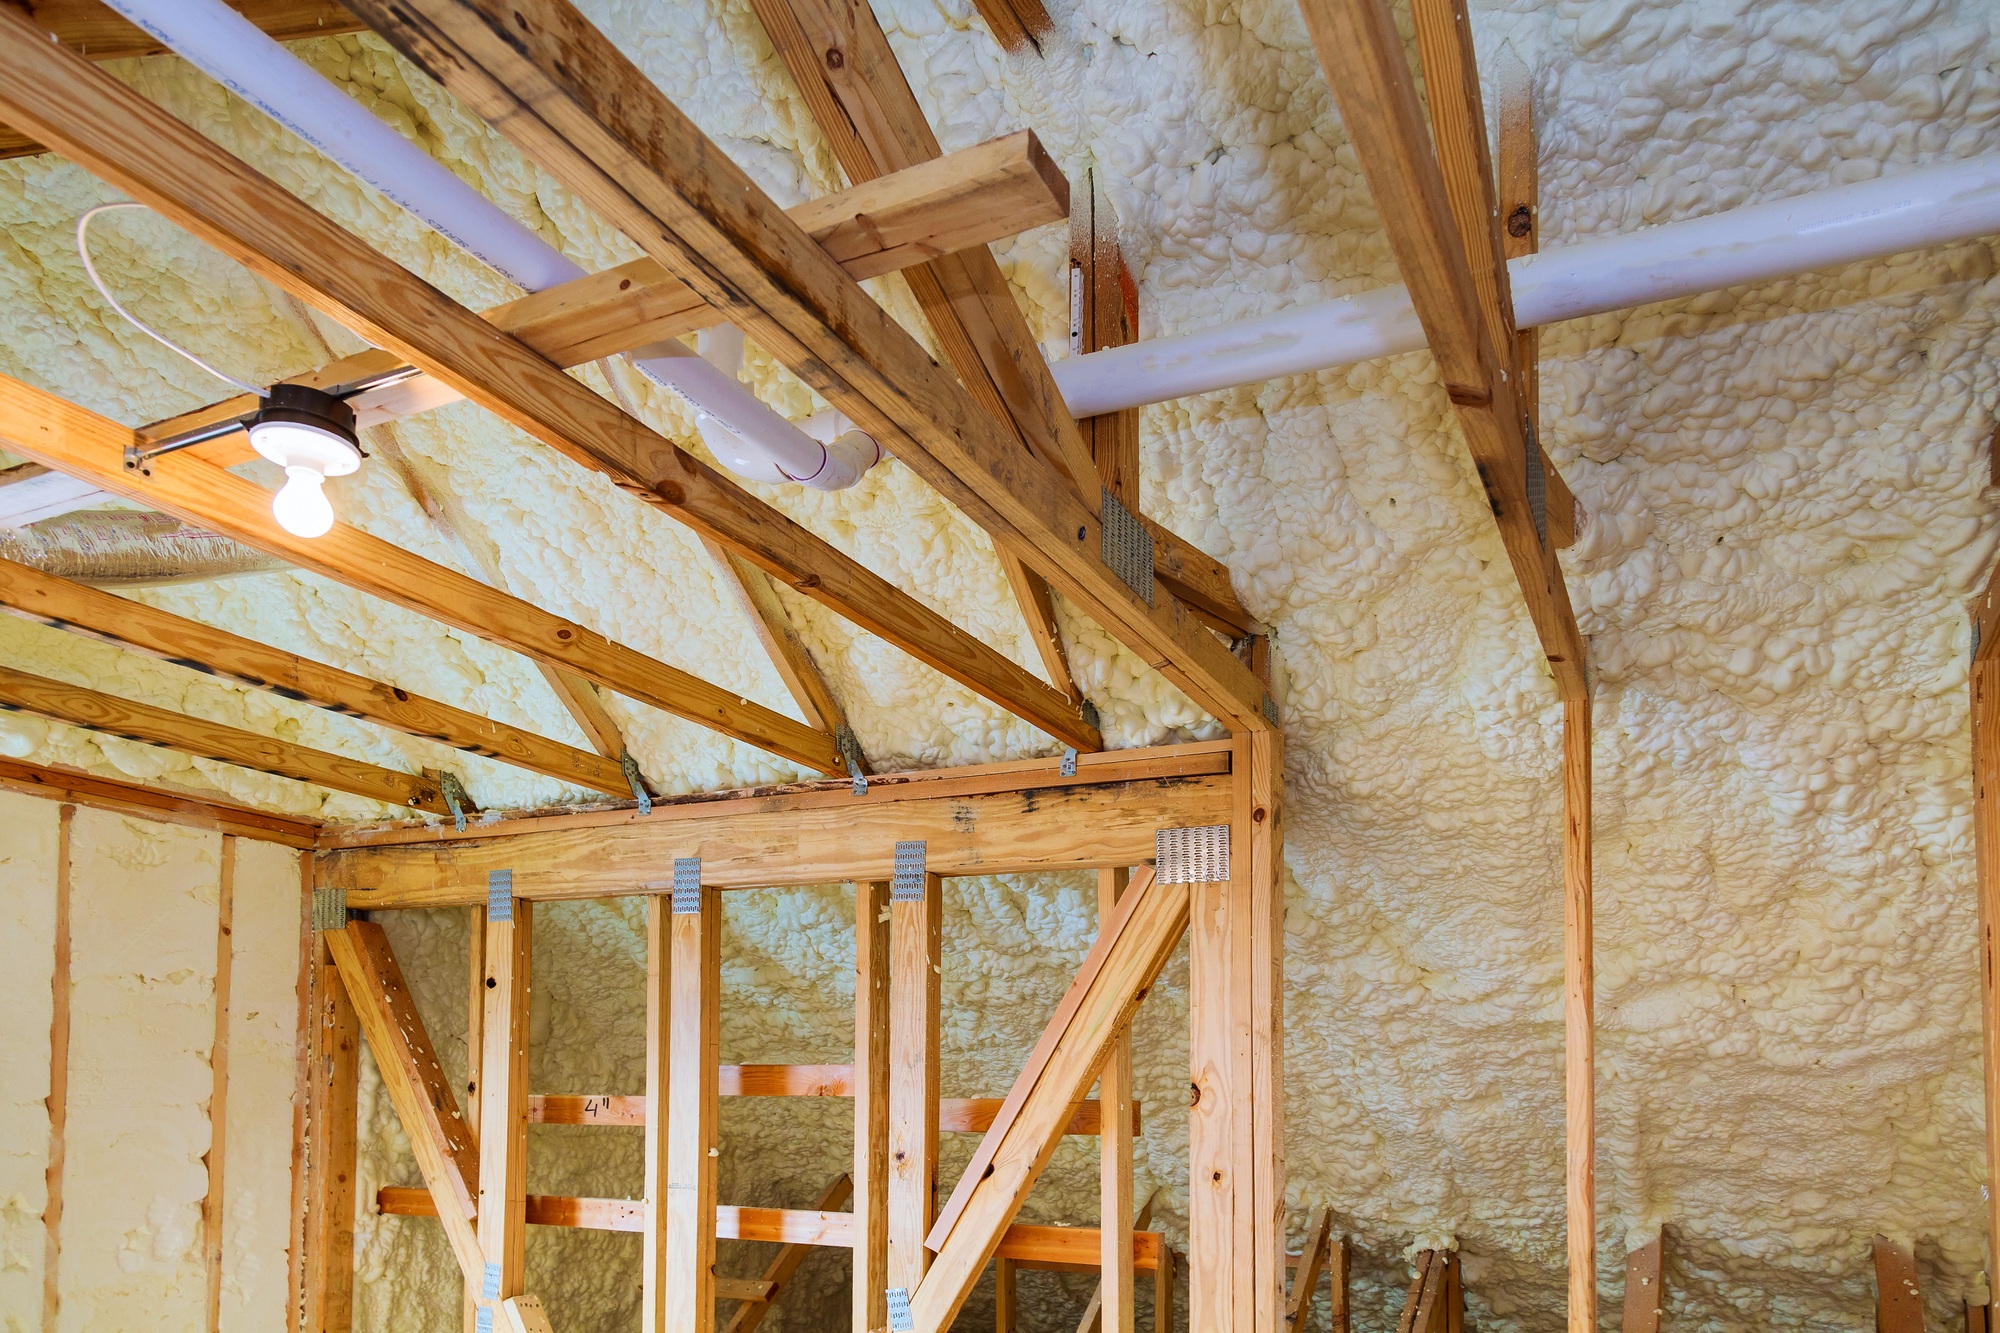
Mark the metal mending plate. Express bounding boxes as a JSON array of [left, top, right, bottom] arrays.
[[1156, 825, 1230, 884]]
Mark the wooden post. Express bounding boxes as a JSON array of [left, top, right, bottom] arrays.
[[1285, 1208, 1333, 1333], [1070, 167, 1140, 510], [1976, 655, 2000, 1302], [41, 803, 72, 1333], [302, 936, 359, 1333], [464, 905, 487, 1333], [1098, 866, 1136, 1333], [993, 1257, 1017, 1333], [1874, 1236, 1923, 1333], [1328, 1237, 1350, 1333], [665, 862, 722, 1333], [478, 874, 533, 1324], [1190, 731, 1286, 1333], [1622, 1228, 1665, 1333], [1565, 696, 1595, 1333], [1969, 1300, 1991, 1333], [201, 837, 237, 1333], [644, 893, 672, 1333], [1153, 1245, 1175, 1333], [854, 881, 892, 1333], [888, 850, 942, 1294]]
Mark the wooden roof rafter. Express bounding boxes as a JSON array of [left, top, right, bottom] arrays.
[[0, 14, 1103, 760], [0, 374, 847, 774], [339, 0, 1272, 735], [1296, 0, 1587, 700], [0, 552, 634, 795]]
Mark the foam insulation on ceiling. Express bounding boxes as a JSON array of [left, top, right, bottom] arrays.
[[0, 0, 1995, 1325]]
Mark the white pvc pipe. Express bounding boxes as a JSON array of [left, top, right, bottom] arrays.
[[1054, 154, 2000, 416], [102, 0, 874, 490]]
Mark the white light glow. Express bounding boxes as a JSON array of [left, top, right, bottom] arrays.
[[272, 466, 334, 538]]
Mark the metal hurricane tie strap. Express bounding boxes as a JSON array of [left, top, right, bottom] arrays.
[[836, 725, 868, 796], [891, 840, 927, 902], [672, 857, 702, 913], [1100, 488, 1155, 607], [620, 750, 652, 816], [310, 886, 348, 932], [1061, 747, 1078, 777], [487, 868, 514, 923], [440, 770, 472, 832], [886, 1287, 914, 1333], [1524, 417, 1549, 549], [1156, 825, 1231, 884]]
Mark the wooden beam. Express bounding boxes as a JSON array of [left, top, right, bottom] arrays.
[[913, 864, 1189, 1333], [1873, 1236, 1923, 1333], [1071, 169, 1141, 511], [721, 1174, 854, 1333], [1284, 1208, 1333, 1333], [1621, 1228, 1664, 1333], [324, 752, 1232, 906], [200, 838, 237, 1333], [476, 882, 533, 1322], [0, 555, 631, 796], [0, 32, 1100, 756], [1294, 0, 1585, 698], [888, 860, 943, 1293], [1327, 1237, 1349, 1333], [0, 1, 363, 159], [1097, 866, 1136, 1333], [0, 661, 453, 813], [704, 540, 850, 738], [1975, 653, 2000, 1282], [1396, 1251, 1446, 1333], [340, 0, 1268, 733], [0, 375, 843, 775], [963, 0, 1051, 55], [1564, 697, 1594, 1333], [377, 1186, 1166, 1268], [302, 947, 359, 1333], [1077, 1193, 1156, 1333], [1490, 47, 1574, 549], [141, 129, 1073, 477], [854, 881, 891, 1333], [642, 893, 672, 1333], [665, 873, 723, 1333], [0, 753, 316, 846], [1188, 731, 1286, 1333], [461, 905, 487, 1333], [41, 803, 73, 1333], [527, 1086, 1134, 1134], [325, 921, 482, 1276], [749, 0, 1250, 643]]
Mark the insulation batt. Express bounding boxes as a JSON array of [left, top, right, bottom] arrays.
[[0, 0, 1996, 1326]]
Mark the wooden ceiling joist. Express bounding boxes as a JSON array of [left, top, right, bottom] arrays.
[[1297, 0, 1586, 699], [749, 0, 1251, 641], [337, 0, 1268, 735], [0, 1, 364, 159], [0, 553, 632, 796], [0, 659, 452, 812], [0, 751, 318, 845], [133, 126, 1074, 478], [0, 17, 1099, 753], [0, 375, 847, 775]]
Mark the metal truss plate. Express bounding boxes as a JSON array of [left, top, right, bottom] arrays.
[[1100, 489, 1155, 607], [1156, 824, 1230, 884], [487, 868, 513, 922], [891, 840, 927, 902]]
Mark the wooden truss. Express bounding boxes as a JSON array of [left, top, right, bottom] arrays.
[[293, 738, 1280, 1332]]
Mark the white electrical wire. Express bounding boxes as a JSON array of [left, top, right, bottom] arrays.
[[75, 202, 267, 398]]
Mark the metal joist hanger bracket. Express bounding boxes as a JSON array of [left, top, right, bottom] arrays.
[[891, 840, 927, 902], [1156, 824, 1230, 884], [672, 856, 702, 913], [487, 868, 515, 922], [1100, 488, 1155, 607]]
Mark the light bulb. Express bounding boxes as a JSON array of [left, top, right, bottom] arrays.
[[272, 465, 334, 538]]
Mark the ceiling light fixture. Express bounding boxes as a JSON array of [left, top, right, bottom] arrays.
[[245, 384, 361, 538]]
